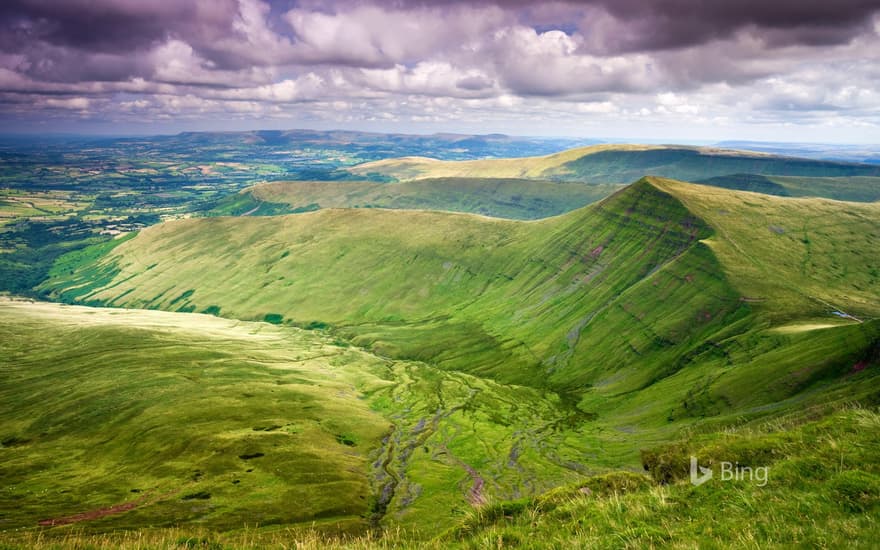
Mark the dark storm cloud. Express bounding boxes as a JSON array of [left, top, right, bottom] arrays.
[[370, 0, 880, 51], [0, 0, 239, 53], [0, 0, 878, 137], [593, 0, 880, 51], [4, 0, 877, 62], [2, 1, 181, 53], [0, 0, 275, 75]]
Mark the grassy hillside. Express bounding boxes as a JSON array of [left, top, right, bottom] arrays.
[[210, 178, 623, 220], [698, 173, 880, 202], [41, 178, 880, 427], [445, 406, 880, 549], [350, 145, 880, 199], [0, 298, 617, 536], [5, 404, 879, 548]]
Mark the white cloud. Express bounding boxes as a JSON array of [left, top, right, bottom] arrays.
[[44, 97, 90, 110], [2, 0, 879, 141]]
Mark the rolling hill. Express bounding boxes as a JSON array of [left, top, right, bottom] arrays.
[[209, 178, 624, 220], [350, 145, 880, 202]]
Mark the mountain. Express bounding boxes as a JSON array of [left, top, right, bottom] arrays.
[[10, 176, 880, 543], [350, 145, 880, 198], [42, 176, 880, 403]]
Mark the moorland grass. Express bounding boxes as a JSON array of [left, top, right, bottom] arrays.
[[3, 407, 878, 548], [0, 299, 616, 536]]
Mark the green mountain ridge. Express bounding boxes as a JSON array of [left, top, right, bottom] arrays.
[[42, 177, 880, 412], [351, 145, 880, 196]]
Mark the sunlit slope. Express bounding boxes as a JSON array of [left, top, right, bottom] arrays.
[[43, 180, 729, 386], [650, 177, 880, 321], [41, 179, 880, 420], [0, 299, 390, 532], [350, 144, 880, 189], [697, 174, 880, 202], [210, 178, 624, 220], [0, 299, 608, 533]]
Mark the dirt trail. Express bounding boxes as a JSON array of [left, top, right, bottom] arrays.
[[39, 499, 144, 527], [437, 443, 487, 507], [38, 488, 179, 527], [461, 462, 487, 507]]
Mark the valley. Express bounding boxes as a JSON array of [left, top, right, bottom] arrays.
[[1, 136, 879, 548], [3, 0, 880, 545]]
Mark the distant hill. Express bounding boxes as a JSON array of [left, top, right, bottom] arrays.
[[350, 145, 880, 200], [715, 140, 880, 165], [209, 178, 624, 220], [111, 129, 601, 162], [209, 158, 880, 225]]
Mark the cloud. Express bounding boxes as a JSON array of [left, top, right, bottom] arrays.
[[385, 0, 880, 52], [43, 96, 90, 110], [489, 26, 660, 95], [283, 4, 508, 67], [0, 0, 878, 139]]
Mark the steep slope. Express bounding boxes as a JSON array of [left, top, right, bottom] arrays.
[[8, 405, 880, 547], [210, 178, 623, 220], [698, 173, 880, 202], [350, 144, 880, 190], [42, 180, 728, 386], [650, 177, 880, 321], [41, 179, 880, 433]]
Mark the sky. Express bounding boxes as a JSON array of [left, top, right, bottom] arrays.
[[2, 0, 880, 142]]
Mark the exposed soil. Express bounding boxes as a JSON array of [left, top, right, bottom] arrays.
[[38, 488, 179, 527], [437, 443, 487, 507], [39, 497, 145, 526]]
